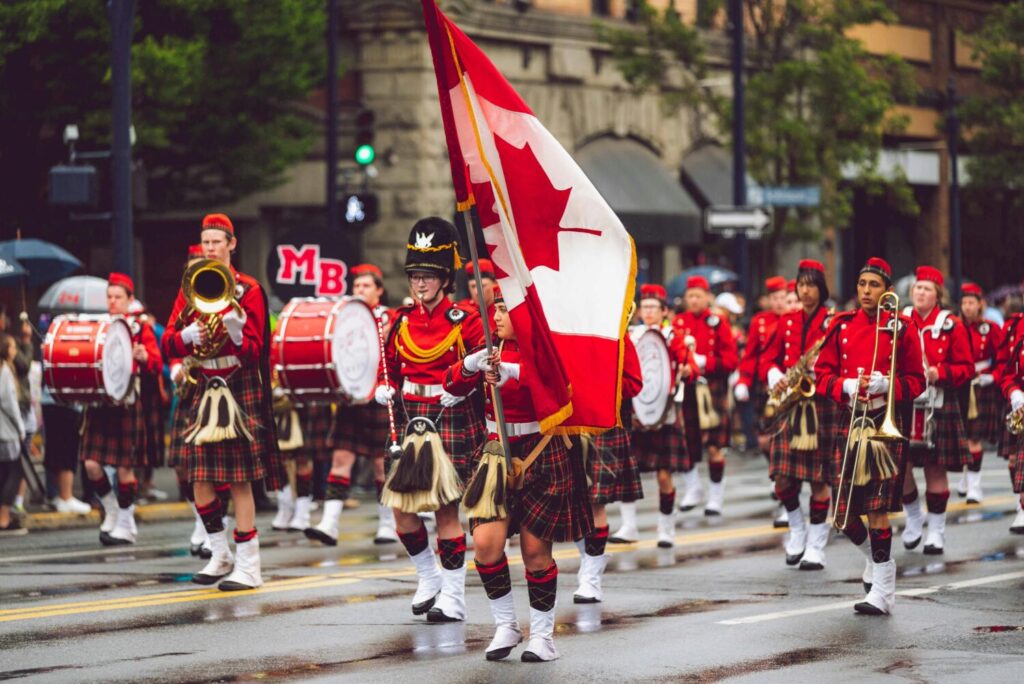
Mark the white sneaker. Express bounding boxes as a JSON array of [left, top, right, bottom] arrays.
[[705, 479, 725, 516], [374, 503, 399, 544], [288, 495, 312, 531], [192, 530, 234, 584], [98, 492, 118, 534], [923, 511, 945, 555], [219, 534, 263, 591], [304, 499, 342, 546], [656, 511, 677, 548], [428, 565, 467, 622], [484, 592, 522, 661], [609, 502, 639, 543], [966, 470, 983, 504], [573, 550, 609, 604], [54, 496, 93, 515], [408, 546, 443, 615], [955, 469, 968, 497], [901, 497, 924, 550], [521, 606, 559, 662], [1010, 500, 1024, 534], [855, 559, 896, 615], [678, 470, 703, 511], [271, 485, 294, 531], [103, 506, 137, 546], [799, 523, 830, 570]]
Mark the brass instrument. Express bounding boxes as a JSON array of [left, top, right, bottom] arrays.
[[833, 291, 906, 529], [1007, 406, 1024, 436], [178, 258, 243, 360], [765, 325, 831, 420]]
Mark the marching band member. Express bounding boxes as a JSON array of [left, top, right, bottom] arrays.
[[673, 276, 738, 515], [613, 284, 697, 546], [444, 285, 592, 662], [900, 266, 974, 555], [460, 258, 498, 325], [998, 309, 1024, 533], [575, 334, 643, 603], [80, 273, 162, 546], [162, 213, 284, 591], [761, 260, 836, 569], [957, 283, 1004, 503], [272, 403, 333, 532], [307, 263, 398, 545], [814, 257, 925, 615], [375, 218, 485, 621]]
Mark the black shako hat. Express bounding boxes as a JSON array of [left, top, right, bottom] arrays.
[[404, 217, 463, 280]]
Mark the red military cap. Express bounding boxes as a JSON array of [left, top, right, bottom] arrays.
[[187, 244, 204, 259], [351, 263, 383, 280], [765, 275, 787, 293], [493, 283, 504, 304], [787, 279, 797, 293], [915, 265, 944, 288], [639, 283, 668, 303], [961, 282, 983, 298], [108, 272, 134, 295], [202, 213, 234, 235], [798, 259, 825, 274], [860, 257, 892, 283], [686, 276, 711, 292], [465, 258, 496, 279]]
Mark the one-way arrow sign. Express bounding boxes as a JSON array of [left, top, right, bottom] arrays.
[[704, 205, 772, 237]]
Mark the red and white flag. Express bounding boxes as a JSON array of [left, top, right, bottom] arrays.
[[421, 0, 637, 432]]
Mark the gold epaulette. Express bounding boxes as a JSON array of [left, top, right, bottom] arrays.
[[397, 318, 465, 364]]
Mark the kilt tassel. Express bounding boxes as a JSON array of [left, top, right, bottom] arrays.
[[696, 382, 721, 430], [788, 399, 818, 451], [381, 428, 462, 513], [183, 378, 254, 446], [462, 440, 508, 520], [967, 383, 979, 421], [275, 408, 304, 452], [848, 421, 897, 486]]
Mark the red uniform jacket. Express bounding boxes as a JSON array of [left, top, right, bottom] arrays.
[[130, 318, 163, 377], [622, 334, 643, 400], [161, 268, 267, 368], [444, 338, 534, 429], [671, 309, 738, 378], [910, 308, 975, 390], [814, 308, 926, 405], [998, 314, 1024, 398], [737, 310, 779, 387], [965, 317, 1004, 375], [380, 298, 484, 405], [760, 306, 831, 381]]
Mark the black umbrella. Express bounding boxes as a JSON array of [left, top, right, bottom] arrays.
[[0, 238, 82, 288]]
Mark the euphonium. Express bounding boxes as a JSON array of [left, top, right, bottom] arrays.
[[178, 258, 243, 360]]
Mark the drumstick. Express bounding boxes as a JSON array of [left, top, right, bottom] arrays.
[[375, 311, 399, 446]]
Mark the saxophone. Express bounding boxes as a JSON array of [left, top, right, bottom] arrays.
[[765, 331, 829, 420]]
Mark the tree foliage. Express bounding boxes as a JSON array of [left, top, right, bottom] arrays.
[[599, 0, 917, 258], [0, 0, 325, 228]]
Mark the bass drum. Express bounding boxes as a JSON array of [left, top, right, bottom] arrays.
[[273, 296, 380, 404], [43, 315, 134, 405], [631, 328, 674, 430]]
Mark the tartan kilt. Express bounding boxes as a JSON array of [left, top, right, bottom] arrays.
[[633, 410, 690, 473], [384, 395, 485, 483], [139, 375, 166, 468], [167, 398, 188, 470], [768, 395, 836, 484], [753, 386, 772, 432], [177, 367, 285, 490], [965, 384, 1005, 444], [590, 426, 644, 504], [704, 376, 731, 448], [79, 398, 146, 468], [909, 395, 969, 471], [469, 433, 594, 543], [831, 405, 908, 524], [1010, 435, 1024, 493], [332, 401, 390, 459], [297, 403, 335, 462], [998, 420, 1016, 461]]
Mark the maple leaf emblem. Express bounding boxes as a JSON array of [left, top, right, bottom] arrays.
[[414, 232, 435, 249]]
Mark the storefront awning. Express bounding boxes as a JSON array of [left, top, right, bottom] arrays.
[[576, 138, 702, 245]]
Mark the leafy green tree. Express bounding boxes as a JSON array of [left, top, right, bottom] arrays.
[[600, 0, 917, 266], [0, 0, 325, 229]]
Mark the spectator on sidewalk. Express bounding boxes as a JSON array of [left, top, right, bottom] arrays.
[[0, 332, 27, 535]]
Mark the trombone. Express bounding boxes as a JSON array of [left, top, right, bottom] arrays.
[[832, 291, 906, 530]]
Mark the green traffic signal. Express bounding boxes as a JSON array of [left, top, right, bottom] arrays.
[[355, 144, 375, 165]]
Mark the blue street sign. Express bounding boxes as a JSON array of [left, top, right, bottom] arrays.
[[746, 186, 820, 207]]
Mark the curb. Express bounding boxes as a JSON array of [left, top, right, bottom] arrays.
[[24, 502, 193, 531]]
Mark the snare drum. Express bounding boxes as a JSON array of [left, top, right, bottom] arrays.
[[909, 399, 935, 448], [273, 297, 380, 404], [43, 315, 134, 405], [631, 328, 675, 430]]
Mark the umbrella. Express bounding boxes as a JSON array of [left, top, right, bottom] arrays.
[[0, 238, 82, 288], [38, 276, 109, 314], [0, 254, 27, 285], [666, 265, 740, 299]]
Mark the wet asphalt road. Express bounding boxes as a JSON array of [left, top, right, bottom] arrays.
[[2, 453, 1023, 683]]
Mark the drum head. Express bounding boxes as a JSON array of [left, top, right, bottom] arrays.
[[632, 329, 673, 428], [101, 319, 134, 401], [331, 298, 381, 403]]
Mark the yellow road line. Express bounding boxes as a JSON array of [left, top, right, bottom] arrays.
[[0, 496, 1014, 625]]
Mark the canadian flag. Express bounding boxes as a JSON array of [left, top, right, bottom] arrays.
[[421, 0, 637, 432]]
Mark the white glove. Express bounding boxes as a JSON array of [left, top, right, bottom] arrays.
[[867, 371, 889, 396], [374, 385, 395, 406], [1011, 390, 1024, 412], [439, 391, 466, 407], [273, 385, 287, 400], [977, 373, 994, 388], [733, 383, 750, 402], [693, 353, 707, 371], [767, 367, 785, 391], [842, 378, 860, 399], [180, 322, 202, 347], [222, 308, 246, 346], [496, 362, 521, 388], [463, 348, 489, 374], [170, 363, 183, 384]]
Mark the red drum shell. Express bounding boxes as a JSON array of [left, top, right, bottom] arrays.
[[43, 315, 134, 406], [631, 328, 674, 429]]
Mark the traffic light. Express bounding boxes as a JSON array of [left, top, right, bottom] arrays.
[[354, 109, 375, 165]]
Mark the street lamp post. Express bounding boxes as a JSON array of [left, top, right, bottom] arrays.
[[109, 0, 136, 276], [947, 76, 962, 299], [729, 0, 749, 295]]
